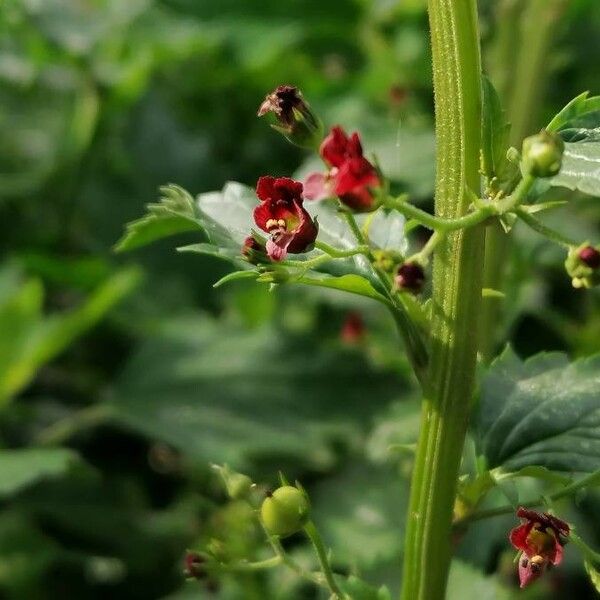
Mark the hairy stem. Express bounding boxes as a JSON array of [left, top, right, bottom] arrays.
[[399, 1, 484, 598]]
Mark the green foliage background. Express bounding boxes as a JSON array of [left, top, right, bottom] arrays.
[[1, 0, 599, 598]]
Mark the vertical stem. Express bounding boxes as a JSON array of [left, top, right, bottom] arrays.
[[400, 0, 484, 599]]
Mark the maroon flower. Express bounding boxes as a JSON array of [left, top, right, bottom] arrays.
[[509, 507, 569, 588], [304, 126, 381, 212], [257, 85, 322, 149], [395, 262, 425, 293], [253, 176, 318, 261], [258, 85, 305, 128]]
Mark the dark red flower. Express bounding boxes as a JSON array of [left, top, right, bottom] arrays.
[[341, 311, 365, 344], [257, 85, 322, 149], [395, 262, 425, 293], [253, 176, 318, 261], [579, 245, 600, 269], [509, 507, 569, 588], [320, 126, 363, 168], [258, 85, 305, 128], [305, 126, 381, 211]]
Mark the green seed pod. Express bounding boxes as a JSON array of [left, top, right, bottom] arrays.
[[260, 486, 310, 537], [565, 242, 600, 288], [521, 130, 564, 178]]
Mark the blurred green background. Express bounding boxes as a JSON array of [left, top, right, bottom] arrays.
[[1, 0, 599, 598]]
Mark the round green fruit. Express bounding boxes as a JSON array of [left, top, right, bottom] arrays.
[[261, 486, 309, 537], [522, 130, 564, 178]]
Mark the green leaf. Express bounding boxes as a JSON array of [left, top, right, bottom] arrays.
[[338, 575, 391, 600], [481, 76, 510, 181], [475, 347, 600, 473], [0, 448, 79, 498], [115, 184, 203, 252], [546, 92, 600, 133], [584, 559, 600, 593], [295, 274, 390, 305], [447, 561, 511, 600], [493, 465, 571, 486], [105, 317, 403, 469], [0, 267, 140, 406], [213, 270, 258, 288], [311, 461, 408, 568], [550, 141, 600, 197], [559, 127, 600, 143]]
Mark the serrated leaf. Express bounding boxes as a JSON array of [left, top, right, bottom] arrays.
[[546, 91, 600, 133], [475, 347, 600, 472], [115, 184, 202, 252], [105, 317, 402, 469], [0, 448, 79, 498], [447, 560, 511, 600], [549, 141, 600, 197], [481, 76, 510, 181]]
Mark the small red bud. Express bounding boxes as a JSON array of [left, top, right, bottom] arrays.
[[395, 262, 425, 293], [184, 552, 206, 580], [341, 312, 365, 344], [242, 236, 262, 257], [578, 245, 600, 269]]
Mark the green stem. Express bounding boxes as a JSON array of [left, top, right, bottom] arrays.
[[314, 240, 369, 258], [571, 532, 600, 564], [515, 208, 576, 247], [303, 520, 346, 599], [207, 556, 283, 574], [384, 197, 495, 232], [454, 471, 600, 528], [400, 0, 485, 598], [495, 174, 535, 214]]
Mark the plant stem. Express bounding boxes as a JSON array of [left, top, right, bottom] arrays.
[[400, 0, 485, 598], [384, 197, 494, 232], [453, 470, 600, 528], [304, 521, 346, 599], [515, 208, 576, 247]]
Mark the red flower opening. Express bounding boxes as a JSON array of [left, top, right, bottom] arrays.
[[304, 126, 381, 212], [253, 176, 318, 261], [509, 507, 569, 588]]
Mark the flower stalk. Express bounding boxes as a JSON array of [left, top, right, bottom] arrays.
[[400, 0, 485, 598]]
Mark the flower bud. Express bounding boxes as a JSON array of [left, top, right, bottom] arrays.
[[565, 243, 600, 288], [340, 311, 365, 344], [395, 262, 425, 293], [260, 485, 309, 537], [184, 551, 207, 580], [212, 464, 254, 501], [258, 85, 323, 149], [242, 236, 266, 264], [521, 130, 564, 178]]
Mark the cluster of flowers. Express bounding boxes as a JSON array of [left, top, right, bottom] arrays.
[[247, 86, 381, 260]]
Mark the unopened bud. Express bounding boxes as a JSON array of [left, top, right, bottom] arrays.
[[184, 552, 207, 580], [522, 130, 564, 178], [242, 236, 266, 264], [395, 262, 425, 293], [212, 464, 253, 501], [258, 85, 323, 149], [565, 243, 600, 288]]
